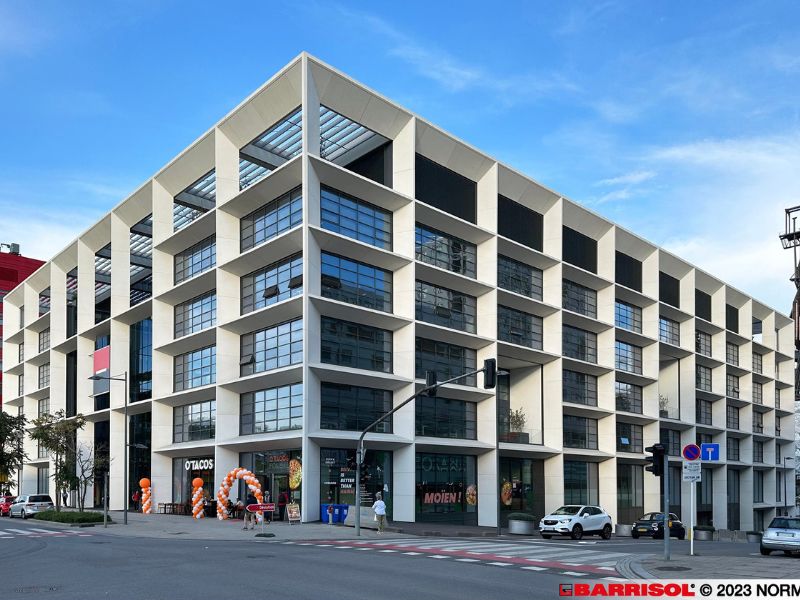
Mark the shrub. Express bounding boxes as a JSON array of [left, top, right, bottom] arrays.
[[507, 512, 537, 522], [694, 525, 715, 532], [34, 510, 109, 524]]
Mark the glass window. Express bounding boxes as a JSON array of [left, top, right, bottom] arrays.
[[563, 370, 597, 406], [38, 328, 50, 353], [563, 280, 597, 318], [415, 397, 477, 439], [563, 415, 598, 449], [37, 467, 49, 495], [415, 338, 477, 386], [18, 343, 24, 363], [726, 404, 740, 429], [696, 399, 713, 425], [321, 253, 391, 312], [241, 319, 303, 376], [174, 346, 216, 391], [130, 318, 153, 403], [695, 330, 712, 356], [416, 281, 477, 333], [659, 317, 680, 346], [174, 236, 216, 284], [562, 326, 597, 363], [753, 382, 763, 405], [564, 461, 598, 505], [615, 300, 642, 333], [754, 470, 764, 502], [617, 422, 643, 453], [617, 464, 644, 525], [497, 305, 542, 349], [727, 437, 740, 461], [321, 187, 391, 250], [752, 412, 764, 434], [753, 440, 764, 463], [322, 448, 392, 514], [497, 255, 542, 300], [240, 383, 303, 434], [415, 224, 476, 278], [615, 381, 643, 413], [320, 383, 392, 433], [320, 317, 392, 373], [726, 342, 739, 366], [173, 400, 216, 442], [241, 254, 302, 315], [615, 341, 642, 374], [752, 353, 763, 374], [726, 373, 739, 398], [696, 365, 712, 391], [241, 187, 302, 251], [661, 429, 681, 456], [38, 363, 50, 389], [174, 291, 216, 338], [415, 453, 477, 525], [696, 432, 713, 446], [37, 397, 50, 417]]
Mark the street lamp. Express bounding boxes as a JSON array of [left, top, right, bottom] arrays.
[[88, 371, 129, 524]]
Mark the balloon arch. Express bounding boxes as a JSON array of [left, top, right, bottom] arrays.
[[216, 467, 263, 521]]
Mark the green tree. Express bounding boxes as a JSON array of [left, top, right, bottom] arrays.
[[29, 410, 86, 512], [0, 412, 27, 493]]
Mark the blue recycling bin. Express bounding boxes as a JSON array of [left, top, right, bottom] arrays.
[[337, 504, 349, 523], [320, 503, 333, 523]]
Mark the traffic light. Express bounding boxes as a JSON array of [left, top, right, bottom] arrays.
[[483, 358, 497, 389], [425, 370, 437, 397], [645, 444, 666, 477]]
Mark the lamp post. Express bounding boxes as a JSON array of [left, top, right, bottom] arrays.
[[88, 371, 129, 524]]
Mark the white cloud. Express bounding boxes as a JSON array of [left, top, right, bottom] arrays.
[[596, 170, 656, 186]]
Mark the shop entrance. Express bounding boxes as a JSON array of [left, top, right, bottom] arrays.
[[265, 474, 289, 520]]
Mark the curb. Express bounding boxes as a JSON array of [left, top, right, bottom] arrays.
[[616, 554, 655, 580]]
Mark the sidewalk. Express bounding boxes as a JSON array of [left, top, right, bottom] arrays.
[[618, 548, 800, 580]]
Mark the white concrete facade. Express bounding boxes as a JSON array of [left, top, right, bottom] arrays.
[[2, 53, 795, 530]]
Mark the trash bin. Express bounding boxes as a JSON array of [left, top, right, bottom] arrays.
[[337, 504, 349, 523], [320, 504, 333, 523], [332, 505, 341, 523]]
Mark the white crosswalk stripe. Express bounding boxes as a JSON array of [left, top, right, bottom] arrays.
[[4, 529, 33, 535]]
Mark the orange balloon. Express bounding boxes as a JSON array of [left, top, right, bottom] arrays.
[[192, 477, 204, 488], [139, 478, 151, 488]]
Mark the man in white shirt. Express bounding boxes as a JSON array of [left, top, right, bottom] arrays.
[[372, 492, 387, 534]]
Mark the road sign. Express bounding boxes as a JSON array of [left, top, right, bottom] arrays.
[[682, 444, 701, 461], [700, 443, 720, 461], [682, 461, 702, 482], [247, 503, 275, 512]]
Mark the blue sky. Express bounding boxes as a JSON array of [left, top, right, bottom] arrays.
[[2, 0, 799, 311]]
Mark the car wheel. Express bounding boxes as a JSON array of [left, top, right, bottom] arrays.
[[631, 531, 639, 539], [601, 524, 612, 540], [760, 546, 771, 556], [571, 524, 583, 540], [21, 510, 26, 520], [7, 510, 12, 519], [541, 535, 552, 540]]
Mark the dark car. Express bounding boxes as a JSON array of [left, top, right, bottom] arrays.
[[631, 512, 686, 540]]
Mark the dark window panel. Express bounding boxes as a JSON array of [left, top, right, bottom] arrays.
[[320, 383, 392, 433], [695, 290, 712, 321], [726, 304, 739, 333], [240, 187, 302, 251], [321, 317, 392, 373], [415, 154, 476, 223], [321, 253, 392, 312], [615, 252, 642, 292], [342, 141, 392, 187], [562, 227, 597, 273], [659, 272, 680, 308], [321, 187, 392, 250], [415, 396, 477, 439], [415, 224, 477, 278], [497, 195, 543, 251]]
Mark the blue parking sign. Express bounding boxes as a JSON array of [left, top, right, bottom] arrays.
[[700, 443, 720, 461]]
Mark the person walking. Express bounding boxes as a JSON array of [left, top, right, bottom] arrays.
[[61, 490, 68, 508], [131, 489, 141, 512], [372, 492, 386, 534], [242, 492, 257, 530]]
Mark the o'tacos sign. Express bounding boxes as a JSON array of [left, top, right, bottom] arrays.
[[184, 458, 214, 471]]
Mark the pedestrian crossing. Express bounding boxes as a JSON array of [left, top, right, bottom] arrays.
[[287, 537, 629, 578], [0, 527, 92, 539]]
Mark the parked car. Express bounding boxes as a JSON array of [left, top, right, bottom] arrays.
[[631, 512, 686, 540], [539, 505, 613, 540], [760, 516, 800, 556], [8, 494, 54, 519], [0, 496, 16, 516]]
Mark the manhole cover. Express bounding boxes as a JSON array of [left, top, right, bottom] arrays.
[[655, 566, 691, 572]]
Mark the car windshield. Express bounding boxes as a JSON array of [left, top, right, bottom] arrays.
[[29, 495, 53, 503], [769, 518, 800, 530], [551, 506, 582, 516]]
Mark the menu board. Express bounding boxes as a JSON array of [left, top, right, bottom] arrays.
[[287, 502, 301, 524]]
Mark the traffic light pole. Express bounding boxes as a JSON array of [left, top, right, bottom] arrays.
[[663, 452, 670, 561]]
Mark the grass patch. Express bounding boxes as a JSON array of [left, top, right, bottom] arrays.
[[34, 510, 110, 524]]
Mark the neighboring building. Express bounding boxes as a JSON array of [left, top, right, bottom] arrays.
[[1, 54, 795, 530], [0, 246, 44, 410]]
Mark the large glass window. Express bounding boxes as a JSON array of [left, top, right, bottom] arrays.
[[241, 187, 302, 251], [322, 448, 391, 516], [617, 422, 643, 453], [320, 317, 392, 373], [753, 382, 763, 405], [753, 470, 764, 502], [562, 227, 597, 273], [38, 363, 50, 389], [174, 346, 216, 391], [499, 457, 543, 524], [240, 383, 303, 434], [726, 373, 739, 398], [321, 187, 391, 250], [174, 291, 216, 338], [562, 326, 597, 363], [130, 318, 153, 403], [241, 319, 303, 376], [320, 383, 392, 433], [37, 397, 50, 417], [752, 412, 764, 434], [173, 400, 215, 442], [696, 330, 712, 356], [497, 305, 542, 349], [563, 416, 598, 449], [415, 453, 477, 525], [497, 255, 542, 300], [415, 397, 477, 439], [563, 280, 597, 318], [564, 461, 599, 505], [416, 281, 477, 333], [661, 429, 681, 456], [615, 301, 642, 333], [752, 353, 763, 374], [563, 370, 597, 406], [174, 236, 216, 284], [753, 440, 764, 463], [415, 338, 477, 386], [321, 253, 391, 312], [415, 224, 476, 278], [615, 381, 643, 413], [38, 328, 50, 353], [659, 316, 680, 346], [727, 437, 740, 461], [696, 399, 713, 425], [241, 254, 302, 314], [615, 341, 642, 374], [726, 342, 739, 366], [696, 365, 712, 391], [617, 464, 644, 525], [726, 404, 739, 429]]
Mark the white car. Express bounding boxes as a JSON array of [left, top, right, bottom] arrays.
[[8, 494, 54, 519], [539, 505, 613, 540]]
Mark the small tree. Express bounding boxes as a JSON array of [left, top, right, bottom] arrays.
[[0, 412, 27, 493], [75, 441, 109, 512], [29, 410, 85, 512], [508, 408, 526, 432]]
